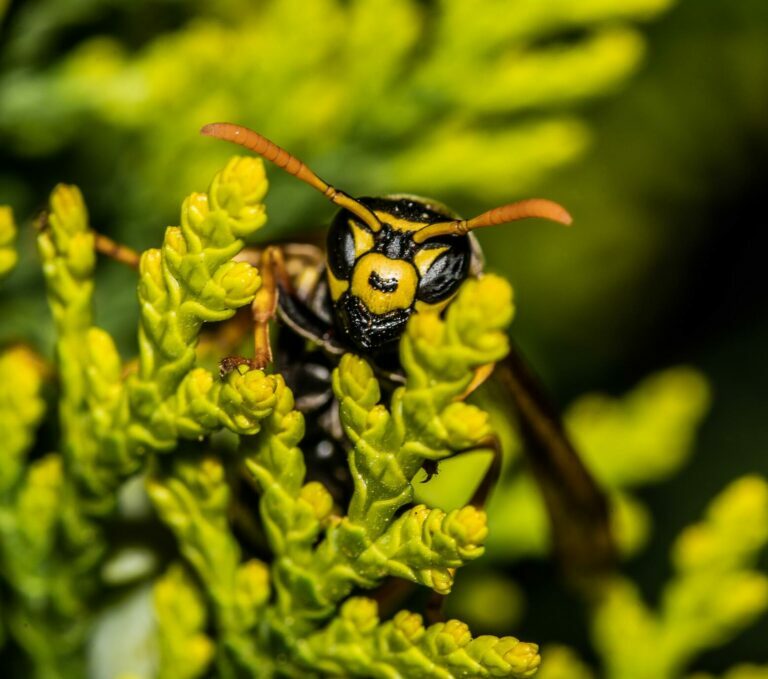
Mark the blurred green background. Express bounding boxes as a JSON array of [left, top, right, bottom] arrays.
[[1, 0, 767, 675]]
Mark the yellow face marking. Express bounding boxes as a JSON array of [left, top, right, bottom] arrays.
[[326, 265, 350, 301], [373, 211, 427, 233], [349, 219, 375, 258], [350, 253, 418, 315], [413, 245, 449, 277]]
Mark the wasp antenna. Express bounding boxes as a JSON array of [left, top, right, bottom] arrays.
[[201, 122, 381, 232], [466, 199, 573, 229], [413, 198, 572, 243]]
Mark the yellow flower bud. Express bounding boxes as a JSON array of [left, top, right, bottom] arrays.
[[498, 638, 541, 675], [185, 368, 214, 399], [441, 619, 472, 649], [218, 157, 268, 209], [50, 184, 89, 236], [336, 355, 380, 406], [217, 261, 261, 301], [430, 569, 454, 595], [164, 226, 187, 256], [68, 231, 96, 278], [235, 559, 270, 610], [408, 312, 444, 345], [340, 597, 379, 634], [392, 610, 424, 643], [299, 482, 334, 522], [182, 193, 211, 234], [448, 506, 488, 547], [139, 248, 165, 295], [440, 402, 490, 448]]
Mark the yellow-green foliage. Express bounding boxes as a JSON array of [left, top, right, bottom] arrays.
[[483, 367, 711, 559], [147, 272, 539, 678], [536, 645, 596, 679], [0, 0, 673, 237], [0, 156, 540, 678], [154, 564, 215, 679], [0, 345, 45, 493], [1, 152, 765, 679], [0, 157, 272, 678], [0, 206, 16, 278], [547, 475, 768, 679], [568, 367, 712, 487]]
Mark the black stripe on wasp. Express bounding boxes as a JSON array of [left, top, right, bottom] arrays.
[[98, 122, 616, 583]]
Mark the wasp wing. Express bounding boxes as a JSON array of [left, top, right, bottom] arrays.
[[495, 342, 616, 581]]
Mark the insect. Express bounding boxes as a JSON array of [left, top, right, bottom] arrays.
[[197, 123, 615, 580], [64, 121, 600, 583]]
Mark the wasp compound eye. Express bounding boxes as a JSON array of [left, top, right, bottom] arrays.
[[413, 236, 472, 304], [326, 214, 358, 280], [416, 244, 471, 303]]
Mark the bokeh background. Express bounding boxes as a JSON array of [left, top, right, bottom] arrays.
[[1, 0, 767, 676]]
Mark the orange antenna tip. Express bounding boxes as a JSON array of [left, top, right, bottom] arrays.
[[413, 198, 573, 243], [200, 121, 382, 232], [200, 122, 239, 140], [467, 198, 573, 229]]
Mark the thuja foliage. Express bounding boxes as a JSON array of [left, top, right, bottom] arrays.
[[0, 156, 540, 678], [416, 363, 712, 560], [0, 206, 16, 279], [486, 366, 712, 559], [0, 0, 674, 236], [537, 475, 768, 679]]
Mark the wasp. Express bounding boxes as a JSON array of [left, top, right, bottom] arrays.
[[93, 122, 612, 578], [194, 123, 616, 579]]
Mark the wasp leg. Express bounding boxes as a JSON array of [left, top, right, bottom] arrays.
[[94, 233, 141, 268], [218, 244, 337, 375], [38, 209, 140, 269], [420, 435, 502, 507], [218, 245, 293, 372], [374, 440, 502, 624], [453, 362, 496, 402], [249, 246, 292, 369]]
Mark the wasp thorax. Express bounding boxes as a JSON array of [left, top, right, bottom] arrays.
[[326, 196, 473, 354]]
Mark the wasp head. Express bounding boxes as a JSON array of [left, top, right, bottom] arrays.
[[326, 196, 473, 355]]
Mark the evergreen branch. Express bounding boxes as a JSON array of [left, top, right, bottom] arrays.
[[147, 452, 273, 677], [297, 597, 540, 678], [335, 275, 512, 538], [355, 504, 488, 594], [487, 366, 711, 561], [154, 563, 215, 679], [0, 346, 46, 494], [0, 455, 88, 677], [566, 367, 711, 488], [9, 155, 539, 678], [0, 205, 17, 278], [592, 476, 768, 679], [128, 155, 267, 450]]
